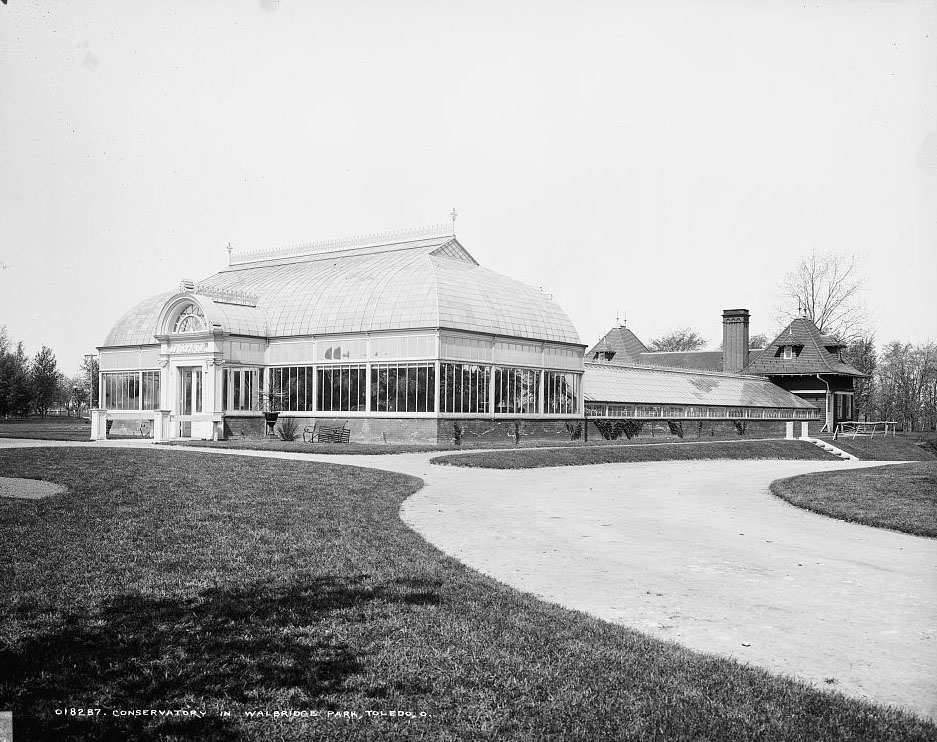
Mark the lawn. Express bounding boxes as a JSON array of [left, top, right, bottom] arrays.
[[0, 416, 90, 442], [771, 461, 937, 538], [818, 434, 936, 462], [1, 449, 934, 741], [432, 439, 837, 469], [169, 438, 453, 455]]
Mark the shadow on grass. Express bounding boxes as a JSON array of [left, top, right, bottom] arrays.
[[2, 575, 441, 741]]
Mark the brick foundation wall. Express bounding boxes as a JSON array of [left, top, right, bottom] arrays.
[[223, 415, 265, 438], [585, 419, 793, 443], [105, 418, 151, 438], [439, 418, 583, 447], [272, 417, 440, 445]]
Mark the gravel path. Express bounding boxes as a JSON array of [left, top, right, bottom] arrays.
[[0, 476, 66, 499]]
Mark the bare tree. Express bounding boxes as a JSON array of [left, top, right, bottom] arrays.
[[647, 328, 707, 352], [778, 249, 873, 342]]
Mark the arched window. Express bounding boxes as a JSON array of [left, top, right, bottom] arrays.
[[172, 303, 205, 334]]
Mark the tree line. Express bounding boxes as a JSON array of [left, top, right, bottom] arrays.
[[846, 339, 937, 432], [646, 249, 935, 431], [0, 326, 98, 419]]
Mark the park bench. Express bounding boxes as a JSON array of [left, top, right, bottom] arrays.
[[303, 422, 350, 444]]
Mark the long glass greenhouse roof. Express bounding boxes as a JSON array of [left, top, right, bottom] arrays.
[[583, 362, 818, 409]]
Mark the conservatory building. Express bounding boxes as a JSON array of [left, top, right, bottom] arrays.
[[93, 226, 586, 444]]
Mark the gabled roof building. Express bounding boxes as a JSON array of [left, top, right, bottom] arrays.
[[585, 309, 861, 433], [742, 317, 865, 432]]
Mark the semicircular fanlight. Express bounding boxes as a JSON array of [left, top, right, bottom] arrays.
[[172, 303, 206, 334]]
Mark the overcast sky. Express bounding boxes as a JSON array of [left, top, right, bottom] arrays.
[[1, 0, 935, 372]]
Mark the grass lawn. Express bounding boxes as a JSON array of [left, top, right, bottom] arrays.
[[168, 438, 453, 455], [818, 434, 937, 462], [2, 450, 931, 741], [771, 461, 937, 538], [432, 439, 837, 469], [0, 416, 90, 442]]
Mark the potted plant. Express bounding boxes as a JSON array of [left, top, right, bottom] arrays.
[[260, 379, 287, 435]]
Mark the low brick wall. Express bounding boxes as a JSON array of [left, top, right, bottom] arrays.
[[439, 418, 583, 448], [223, 415, 265, 438], [105, 418, 151, 438], [272, 417, 440, 445], [585, 419, 794, 443]]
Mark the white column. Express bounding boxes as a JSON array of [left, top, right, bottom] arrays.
[[159, 360, 171, 410], [489, 366, 497, 418], [364, 362, 371, 413], [311, 365, 318, 413], [537, 370, 545, 416], [90, 409, 105, 440], [433, 360, 440, 415]]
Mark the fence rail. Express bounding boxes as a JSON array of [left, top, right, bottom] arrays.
[[833, 421, 897, 439]]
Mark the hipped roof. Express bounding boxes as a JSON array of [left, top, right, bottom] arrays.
[[743, 317, 866, 377]]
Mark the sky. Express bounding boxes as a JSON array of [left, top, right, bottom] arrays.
[[1, 0, 935, 374]]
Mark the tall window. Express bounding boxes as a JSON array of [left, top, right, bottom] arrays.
[[142, 371, 161, 410], [104, 371, 160, 411], [172, 304, 205, 333], [318, 365, 367, 412], [440, 363, 489, 414], [371, 363, 435, 413], [543, 371, 579, 415], [782, 345, 794, 360], [223, 368, 259, 411], [493, 367, 539, 415], [268, 366, 315, 412]]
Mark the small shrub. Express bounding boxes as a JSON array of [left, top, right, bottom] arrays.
[[734, 420, 747, 436], [512, 420, 523, 446], [105, 419, 113, 435], [275, 416, 299, 441], [564, 421, 583, 440], [453, 422, 465, 446], [621, 420, 643, 439], [593, 419, 643, 440], [667, 420, 684, 439]]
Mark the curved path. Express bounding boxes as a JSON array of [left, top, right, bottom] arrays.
[[2, 438, 935, 719]]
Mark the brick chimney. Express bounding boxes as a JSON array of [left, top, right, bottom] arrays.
[[722, 309, 750, 374]]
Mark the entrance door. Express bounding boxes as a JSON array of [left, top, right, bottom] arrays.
[[178, 367, 203, 437]]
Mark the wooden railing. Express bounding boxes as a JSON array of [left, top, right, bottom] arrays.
[[832, 421, 897, 439]]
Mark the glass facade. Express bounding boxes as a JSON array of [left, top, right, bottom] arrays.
[[371, 363, 435, 413], [223, 367, 259, 411], [142, 371, 160, 410], [103, 371, 160, 411], [268, 366, 315, 412], [585, 403, 818, 420], [544, 371, 579, 415], [318, 365, 367, 412], [493, 367, 539, 414], [440, 363, 489, 414], [261, 362, 582, 416]]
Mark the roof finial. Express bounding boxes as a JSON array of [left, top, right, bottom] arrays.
[[226, 242, 233, 265], [450, 207, 458, 235]]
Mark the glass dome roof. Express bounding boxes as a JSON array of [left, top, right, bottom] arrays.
[[102, 234, 582, 347]]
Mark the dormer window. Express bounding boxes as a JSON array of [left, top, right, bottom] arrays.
[[782, 345, 794, 360], [172, 303, 205, 334]]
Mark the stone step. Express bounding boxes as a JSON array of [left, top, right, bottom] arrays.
[[803, 437, 859, 461]]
